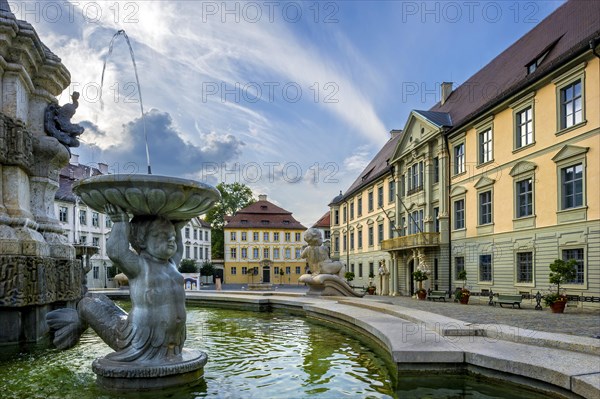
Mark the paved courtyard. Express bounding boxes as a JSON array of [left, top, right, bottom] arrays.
[[203, 284, 600, 338]]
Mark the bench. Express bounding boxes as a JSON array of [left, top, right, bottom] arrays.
[[427, 291, 447, 302], [493, 294, 523, 308]]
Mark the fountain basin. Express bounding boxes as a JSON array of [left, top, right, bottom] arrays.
[[72, 174, 220, 219]]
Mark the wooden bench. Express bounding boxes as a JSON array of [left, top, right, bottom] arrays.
[[427, 291, 447, 302], [493, 294, 523, 308]]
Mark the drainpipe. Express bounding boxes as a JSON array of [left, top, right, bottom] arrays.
[[443, 129, 452, 293]]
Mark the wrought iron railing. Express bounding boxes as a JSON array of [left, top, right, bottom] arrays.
[[380, 232, 440, 251]]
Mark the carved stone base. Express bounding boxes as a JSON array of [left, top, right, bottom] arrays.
[[92, 349, 207, 392], [299, 274, 364, 297]]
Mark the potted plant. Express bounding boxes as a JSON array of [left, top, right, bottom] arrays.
[[412, 269, 429, 300], [455, 270, 470, 304], [366, 272, 376, 294], [544, 259, 577, 313], [344, 271, 355, 284]]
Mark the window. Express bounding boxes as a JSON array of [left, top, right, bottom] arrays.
[[408, 162, 423, 194], [295, 232, 301, 241], [408, 210, 423, 235], [193, 229, 197, 240], [273, 248, 280, 259], [400, 175, 405, 197], [295, 266, 301, 274], [79, 235, 86, 244], [263, 248, 269, 259], [334, 237, 339, 252], [274, 266, 280, 275], [241, 232, 247, 241], [285, 267, 291, 275], [242, 266, 248, 275], [479, 254, 492, 282], [454, 199, 465, 230], [516, 106, 533, 148], [59, 206, 68, 222], [358, 263, 363, 278], [185, 227, 190, 239], [368, 226, 374, 246], [230, 232, 237, 241], [350, 264, 354, 273], [93, 266, 99, 279], [342, 234, 347, 251], [92, 212, 99, 227], [561, 164, 583, 209], [388, 180, 395, 202], [79, 210, 87, 225], [285, 232, 291, 242], [253, 248, 259, 259], [205, 248, 208, 259], [194, 247, 198, 259], [342, 206, 347, 223], [241, 248, 247, 259], [263, 232, 269, 241], [285, 248, 291, 259], [105, 217, 112, 228], [479, 191, 492, 225], [204, 231, 209, 241], [185, 245, 190, 258], [357, 198, 362, 216], [368, 191, 373, 212], [324, 231, 331, 240], [253, 232, 259, 241], [350, 232, 354, 250], [516, 178, 533, 217], [479, 129, 493, 164], [295, 248, 301, 259], [516, 252, 533, 283], [357, 229, 363, 248], [199, 247, 204, 259], [389, 220, 395, 239], [560, 80, 582, 129], [377, 186, 384, 208], [455, 257, 465, 279], [230, 248, 237, 259], [434, 207, 440, 232], [433, 157, 439, 183], [334, 209, 339, 225], [273, 232, 280, 241], [92, 237, 100, 247], [377, 223, 384, 243], [562, 248, 584, 284], [400, 216, 406, 236], [369, 262, 374, 278], [454, 143, 465, 175], [231, 267, 237, 275], [349, 202, 354, 220]]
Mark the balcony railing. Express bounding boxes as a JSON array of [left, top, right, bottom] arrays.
[[381, 232, 440, 251]]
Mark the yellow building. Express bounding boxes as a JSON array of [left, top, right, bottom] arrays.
[[330, 130, 402, 290], [223, 194, 307, 285], [421, 1, 598, 303]]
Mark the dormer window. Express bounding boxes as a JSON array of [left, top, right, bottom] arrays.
[[526, 37, 561, 75], [261, 220, 269, 225], [283, 220, 290, 225], [260, 205, 267, 210], [241, 220, 248, 224]]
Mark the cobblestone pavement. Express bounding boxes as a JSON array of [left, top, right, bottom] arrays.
[[204, 284, 600, 338], [364, 294, 600, 338]]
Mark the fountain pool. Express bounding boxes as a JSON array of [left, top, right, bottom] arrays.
[[0, 306, 554, 399]]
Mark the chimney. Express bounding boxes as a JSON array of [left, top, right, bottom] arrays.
[[390, 129, 402, 138], [258, 194, 267, 201], [69, 154, 79, 166], [440, 82, 453, 105], [98, 162, 109, 174]]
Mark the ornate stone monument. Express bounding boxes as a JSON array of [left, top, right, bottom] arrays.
[[299, 228, 363, 297], [0, 1, 83, 346]]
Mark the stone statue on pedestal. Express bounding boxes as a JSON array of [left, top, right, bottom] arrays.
[[44, 92, 85, 150]]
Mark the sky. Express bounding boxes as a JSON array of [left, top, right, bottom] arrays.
[[17, 0, 564, 227]]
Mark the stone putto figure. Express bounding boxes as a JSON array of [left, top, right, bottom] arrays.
[[44, 91, 85, 149], [301, 228, 345, 278]]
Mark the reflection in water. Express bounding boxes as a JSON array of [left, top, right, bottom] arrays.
[[0, 306, 553, 399]]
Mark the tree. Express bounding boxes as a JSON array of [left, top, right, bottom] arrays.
[[344, 272, 355, 282], [205, 182, 255, 259], [179, 259, 198, 273], [200, 261, 215, 277]]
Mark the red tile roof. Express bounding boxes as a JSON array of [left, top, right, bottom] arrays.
[[225, 199, 306, 230], [312, 211, 331, 228]]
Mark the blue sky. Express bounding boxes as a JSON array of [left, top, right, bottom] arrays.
[[21, 0, 563, 226]]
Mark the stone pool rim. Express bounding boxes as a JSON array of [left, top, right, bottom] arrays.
[[98, 289, 599, 399]]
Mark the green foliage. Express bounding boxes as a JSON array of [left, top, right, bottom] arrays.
[[368, 272, 375, 279], [412, 270, 429, 282], [543, 292, 567, 307], [200, 261, 215, 277], [178, 258, 198, 273], [548, 259, 577, 293], [344, 272, 355, 282], [205, 183, 255, 259], [279, 269, 285, 276], [457, 269, 467, 288]]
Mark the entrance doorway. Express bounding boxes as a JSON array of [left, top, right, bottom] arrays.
[[262, 265, 271, 283]]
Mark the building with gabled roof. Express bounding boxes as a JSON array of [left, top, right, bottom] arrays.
[[224, 194, 307, 285]]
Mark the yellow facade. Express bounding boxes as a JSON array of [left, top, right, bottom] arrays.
[[223, 227, 307, 284]]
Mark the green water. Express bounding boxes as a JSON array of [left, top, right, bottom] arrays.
[[0, 307, 553, 399]]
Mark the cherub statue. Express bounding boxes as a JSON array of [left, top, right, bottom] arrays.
[[44, 91, 85, 150], [102, 204, 189, 362], [301, 228, 345, 278]]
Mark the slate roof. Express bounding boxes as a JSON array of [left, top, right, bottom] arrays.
[[430, 0, 600, 134], [413, 110, 453, 128], [55, 163, 103, 203], [312, 212, 331, 229], [330, 132, 403, 205], [225, 199, 306, 230]]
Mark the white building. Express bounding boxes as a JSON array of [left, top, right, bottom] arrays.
[[56, 155, 212, 288]]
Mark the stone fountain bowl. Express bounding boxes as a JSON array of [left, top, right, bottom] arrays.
[[73, 174, 220, 220]]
